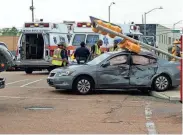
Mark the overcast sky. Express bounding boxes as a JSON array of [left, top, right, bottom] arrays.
[[0, 0, 183, 29]]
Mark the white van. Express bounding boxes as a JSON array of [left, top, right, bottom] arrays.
[[16, 22, 69, 74]]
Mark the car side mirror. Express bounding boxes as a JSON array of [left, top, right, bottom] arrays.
[[101, 61, 110, 67]]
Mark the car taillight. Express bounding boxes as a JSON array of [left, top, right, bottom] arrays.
[[1, 63, 4, 68]]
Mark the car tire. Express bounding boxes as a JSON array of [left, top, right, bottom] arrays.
[[25, 68, 33, 74], [153, 74, 170, 92], [73, 76, 94, 95]]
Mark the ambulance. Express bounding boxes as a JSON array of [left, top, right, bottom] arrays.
[[67, 21, 143, 62], [16, 21, 69, 74]]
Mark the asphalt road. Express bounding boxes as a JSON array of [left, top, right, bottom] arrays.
[[0, 71, 181, 134]]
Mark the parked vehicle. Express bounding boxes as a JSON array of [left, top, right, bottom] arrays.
[[16, 21, 69, 74], [0, 44, 15, 89], [47, 49, 180, 95]]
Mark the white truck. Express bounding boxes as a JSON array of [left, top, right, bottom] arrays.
[[16, 21, 69, 74]]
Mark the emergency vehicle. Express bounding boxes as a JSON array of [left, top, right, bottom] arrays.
[[16, 21, 69, 74], [67, 21, 143, 62]]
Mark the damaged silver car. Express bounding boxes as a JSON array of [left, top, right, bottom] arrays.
[[47, 50, 180, 95]]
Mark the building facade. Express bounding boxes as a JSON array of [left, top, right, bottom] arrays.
[[137, 24, 181, 59]]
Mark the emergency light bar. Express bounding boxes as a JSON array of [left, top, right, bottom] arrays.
[[77, 22, 91, 27], [24, 23, 50, 28], [130, 25, 139, 31]]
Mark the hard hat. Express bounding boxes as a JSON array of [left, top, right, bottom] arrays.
[[173, 40, 180, 44], [114, 38, 122, 44]]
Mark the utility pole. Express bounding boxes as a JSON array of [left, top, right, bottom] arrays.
[[108, 2, 115, 23], [144, 7, 163, 36], [30, 0, 35, 22]]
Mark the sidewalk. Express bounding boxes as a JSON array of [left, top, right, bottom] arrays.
[[150, 86, 181, 101]]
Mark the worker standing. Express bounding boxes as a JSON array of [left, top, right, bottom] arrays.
[[91, 40, 103, 59], [171, 40, 181, 61], [109, 40, 120, 52], [74, 42, 90, 64], [60, 42, 69, 67], [51, 42, 64, 68]]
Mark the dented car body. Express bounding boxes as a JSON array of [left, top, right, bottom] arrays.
[[47, 50, 180, 94]]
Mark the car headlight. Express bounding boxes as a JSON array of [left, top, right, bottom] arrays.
[[56, 70, 75, 77]]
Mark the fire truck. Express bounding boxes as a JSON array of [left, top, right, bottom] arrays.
[[16, 21, 69, 74]]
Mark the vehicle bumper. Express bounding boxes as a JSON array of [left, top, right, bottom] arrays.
[[172, 78, 180, 86], [0, 78, 5, 89], [15, 60, 52, 68], [47, 76, 73, 89]]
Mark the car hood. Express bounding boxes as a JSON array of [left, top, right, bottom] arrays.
[[51, 64, 95, 73]]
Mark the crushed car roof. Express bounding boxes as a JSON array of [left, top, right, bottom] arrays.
[[107, 48, 157, 59]]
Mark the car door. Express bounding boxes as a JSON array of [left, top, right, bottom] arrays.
[[129, 54, 158, 86], [96, 54, 130, 89]]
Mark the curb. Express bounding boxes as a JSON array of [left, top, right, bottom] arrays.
[[150, 91, 180, 101]]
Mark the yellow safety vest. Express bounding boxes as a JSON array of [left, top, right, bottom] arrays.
[[71, 53, 75, 61], [110, 46, 120, 52], [95, 44, 101, 55], [51, 48, 63, 66]]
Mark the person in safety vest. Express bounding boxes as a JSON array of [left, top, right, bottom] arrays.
[[60, 42, 69, 66], [51, 42, 66, 68], [74, 42, 90, 64], [91, 40, 103, 58], [109, 39, 121, 52]]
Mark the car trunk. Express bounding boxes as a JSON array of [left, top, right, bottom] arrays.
[[21, 33, 44, 60]]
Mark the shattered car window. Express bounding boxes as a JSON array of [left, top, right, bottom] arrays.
[[132, 55, 150, 65], [110, 55, 127, 65]]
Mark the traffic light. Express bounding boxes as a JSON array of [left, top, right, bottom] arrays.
[[90, 17, 141, 54], [91, 20, 122, 38]]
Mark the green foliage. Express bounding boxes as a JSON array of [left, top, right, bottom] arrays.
[[0, 27, 21, 36]]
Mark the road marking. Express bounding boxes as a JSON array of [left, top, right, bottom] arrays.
[[6, 79, 29, 85], [0, 95, 133, 103], [145, 102, 157, 134], [20, 79, 43, 87]]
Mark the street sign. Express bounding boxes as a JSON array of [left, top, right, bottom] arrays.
[[171, 30, 180, 33]]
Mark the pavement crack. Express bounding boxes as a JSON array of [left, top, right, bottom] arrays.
[[102, 96, 128, 123], [105, 96, 128, 114]]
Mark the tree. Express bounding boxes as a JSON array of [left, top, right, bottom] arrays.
[[1, 27, 19, 36]]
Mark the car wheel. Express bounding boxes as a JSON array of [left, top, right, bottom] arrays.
[[73, 76, 94, 95], [25, 68, 33, 74], [153, 75, 170, 92]]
